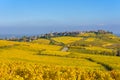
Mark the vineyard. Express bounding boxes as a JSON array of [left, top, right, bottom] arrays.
[[0, 62, 120, 80], [0, 32, 120, 80]]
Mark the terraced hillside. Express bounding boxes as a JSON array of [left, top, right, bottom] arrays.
[[0, 32, 120, 80]]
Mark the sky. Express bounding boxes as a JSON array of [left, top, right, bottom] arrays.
[[0, 0, 120, 34]]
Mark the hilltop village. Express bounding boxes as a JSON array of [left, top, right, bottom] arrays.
[[5, 30, 113, 42]]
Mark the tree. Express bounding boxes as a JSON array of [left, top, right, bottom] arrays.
[[22, 36, 27, 42], [116, 49, 120, 56]]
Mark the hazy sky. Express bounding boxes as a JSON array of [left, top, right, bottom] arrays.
[[0, 0, 120, 34]]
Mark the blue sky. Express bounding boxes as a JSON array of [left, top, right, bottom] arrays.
[[0, 0, 120, 34]]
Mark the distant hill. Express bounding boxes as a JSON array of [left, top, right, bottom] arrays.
[[1, 30, 120, 56]]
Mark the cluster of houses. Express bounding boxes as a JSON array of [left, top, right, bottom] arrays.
[[6, 31, 84, 42], [4, 30, 112, 42], [40, 31, 83, 38], [7, 36, 39, 42]]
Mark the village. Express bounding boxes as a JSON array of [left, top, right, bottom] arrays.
[[3, 30, 112, 42]]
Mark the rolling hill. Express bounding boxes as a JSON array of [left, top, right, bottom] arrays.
[[0, 31, 120, 79]]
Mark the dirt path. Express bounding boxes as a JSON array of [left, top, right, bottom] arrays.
[[61, 46, 69, 52]]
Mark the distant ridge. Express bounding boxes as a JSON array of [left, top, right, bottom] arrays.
[[0, 30, 117, 39]]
